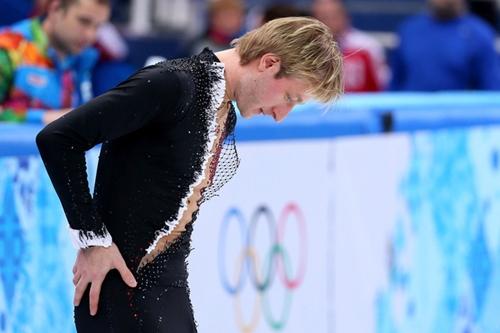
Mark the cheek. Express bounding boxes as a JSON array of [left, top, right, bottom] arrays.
[[255, 81, 275, 103], [261, 88, 282, 107], [67, 17, 87, 37], [75, 23, 87, 38], [60, 20, 79, 40], [244, 81, 260, 104], [56, 26, 71, 44]]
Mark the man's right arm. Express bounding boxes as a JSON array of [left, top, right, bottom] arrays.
[[36, 66, 186, 315], [36, 67, 185, 248]]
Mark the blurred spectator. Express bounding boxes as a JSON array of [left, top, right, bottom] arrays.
[[190, 0, 245, 54], [0, 0, 110, 123], [128, 0, 201, 37], [390, 0, 500, 91], [312, 0, 388, 92], [260, 4, 309, 25], [33, 0, 128, 62], [33, 0, 134, 96]]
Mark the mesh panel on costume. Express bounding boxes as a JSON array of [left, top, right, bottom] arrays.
[[200, 105, 240, 203]]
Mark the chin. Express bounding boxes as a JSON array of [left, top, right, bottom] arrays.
[[238, 109, 253, 119], [67, 47, 82, 55], [73, 43, 88, 53]]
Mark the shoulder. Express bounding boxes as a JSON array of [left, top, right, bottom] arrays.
[[0, 19, 48, 67], [0, 30, 26, 50], [399, 13, 429, 33], [0, 18, 35, 45], [134, 51, 226, 112], [157, 50, 224, 93], [121, 63, 194, 112], [461, 14, 496, 40], [141, 61, 194, 91]]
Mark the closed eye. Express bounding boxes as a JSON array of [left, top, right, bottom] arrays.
[[285, 93, 305, 105]]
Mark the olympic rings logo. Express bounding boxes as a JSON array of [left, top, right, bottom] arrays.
[[217, 203, 307, 332]]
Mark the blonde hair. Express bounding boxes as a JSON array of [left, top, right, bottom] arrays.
[[232, 17, 343, 103]]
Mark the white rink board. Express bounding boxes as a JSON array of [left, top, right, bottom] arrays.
[[190, 140, 331, 333]]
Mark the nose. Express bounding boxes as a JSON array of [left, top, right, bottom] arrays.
[[82, 23, 100, 47], [272, 104, 294, 122]]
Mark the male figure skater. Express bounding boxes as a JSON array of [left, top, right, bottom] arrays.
[[37, 17, 343, 332]]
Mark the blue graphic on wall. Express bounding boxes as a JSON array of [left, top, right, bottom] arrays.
[[376, 128, 500, 333], [0, 156, 77, 333]]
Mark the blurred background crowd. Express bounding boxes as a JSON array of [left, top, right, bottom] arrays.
[[1, 0, 500, 124]]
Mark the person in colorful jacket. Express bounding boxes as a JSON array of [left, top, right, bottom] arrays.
[[0, 0, 110, 124]]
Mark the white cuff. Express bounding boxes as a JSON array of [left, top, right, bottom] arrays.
[[69, 226, 113, 249]]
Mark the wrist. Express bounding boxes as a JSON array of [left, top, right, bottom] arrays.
[[69, 226, 113, 249]]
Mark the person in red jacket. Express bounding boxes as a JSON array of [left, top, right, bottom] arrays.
[[312, 0, 388, 92]]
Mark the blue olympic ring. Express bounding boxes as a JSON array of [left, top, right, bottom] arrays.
[[217, 204, 307, 295]]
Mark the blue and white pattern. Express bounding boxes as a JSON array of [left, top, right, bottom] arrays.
[[0, 156, 76, 333], [376, 128, 500, 333]]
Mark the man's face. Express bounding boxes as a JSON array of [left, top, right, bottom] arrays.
[[312, 0, 348, 38], [212, 7, 244, 37], [428, 0, 464, 19], [235, 54, 310, 123], [49, 0, 110, 55]]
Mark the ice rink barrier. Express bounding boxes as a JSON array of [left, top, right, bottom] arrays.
[[2, 92, 500, 333]]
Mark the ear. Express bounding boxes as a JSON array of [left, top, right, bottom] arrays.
[[257, 53, 281, 74]]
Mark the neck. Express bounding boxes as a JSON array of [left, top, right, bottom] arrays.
[[41, 17, 68, 60], [214, 48, 239, 101], [430, 3, 465, 20]]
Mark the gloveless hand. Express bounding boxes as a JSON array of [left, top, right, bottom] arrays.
[[72, 242, 137, 315]]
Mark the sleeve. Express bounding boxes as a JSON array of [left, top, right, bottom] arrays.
[[36, 66, 187, 248]]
